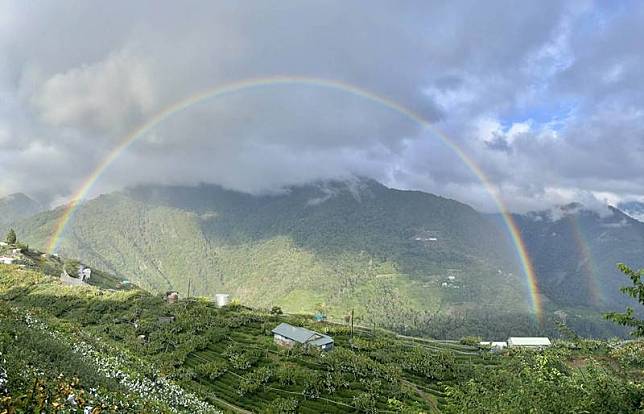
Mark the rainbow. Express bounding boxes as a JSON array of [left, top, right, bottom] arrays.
[[568, 214, 603, 305], [45, 75, 544, 320]]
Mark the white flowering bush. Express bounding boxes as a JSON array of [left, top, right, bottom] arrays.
[[2, 305, 220, 413]]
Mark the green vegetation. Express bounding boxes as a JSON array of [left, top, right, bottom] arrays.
[[4, 229, 16, 245], [444, 346, 643, 413], [605, 263, 644, 337], [512, 206, 644, 311], [1, 253, 642, 413]]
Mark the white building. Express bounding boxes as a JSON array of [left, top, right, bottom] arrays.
[[507, 337, 551, 348], [81, 268, 91, 281]]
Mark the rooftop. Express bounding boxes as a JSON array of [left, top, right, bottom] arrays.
[[507, 337, 551, 346], [272, 322, 333, 345]]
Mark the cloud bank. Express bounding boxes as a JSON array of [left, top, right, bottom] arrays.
[[1, 0, 643, 212]]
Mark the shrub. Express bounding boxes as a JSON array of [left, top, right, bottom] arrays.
[[263, 397, 299, 413], [460, 336, 481, 346], [195, 360, 228, 380], [270, 306, 283, 315], [609, 340, 644, 369], [238, 367, 272, 396], [353, 392, 377, 413]]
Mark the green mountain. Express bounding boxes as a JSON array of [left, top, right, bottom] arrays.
[[8, 181, 639, 338], [11, 179, 537, 338], [0, 193, 42, 229], [511, 205, 644, 311], [1, 254, 642, 413]]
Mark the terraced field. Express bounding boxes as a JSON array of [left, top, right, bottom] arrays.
[[3, 257, 640, 413], [0, 261, 489, 413], [178, 311, 487, 413]]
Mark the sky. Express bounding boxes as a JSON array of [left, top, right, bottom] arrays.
[[1, 0, 643, 213]]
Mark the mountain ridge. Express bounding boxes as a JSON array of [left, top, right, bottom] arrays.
[[3, 180, 639, 338]]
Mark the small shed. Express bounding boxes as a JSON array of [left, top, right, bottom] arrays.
[[271, 323, 334, 351], [507, 337, 551, 348]]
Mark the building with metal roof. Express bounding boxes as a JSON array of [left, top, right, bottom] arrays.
[[507, 337, 551, 348], [271, 322, 334, 351]]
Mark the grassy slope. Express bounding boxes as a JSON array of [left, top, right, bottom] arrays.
[[0, 263, 467, 413], [1, 261, 642, 413]]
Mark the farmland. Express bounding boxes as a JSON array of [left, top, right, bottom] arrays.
[[0, 260, 642, 413]]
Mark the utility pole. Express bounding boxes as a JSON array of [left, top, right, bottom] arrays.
[[187, 279, 192, 298], [350, 308, 354, 340]]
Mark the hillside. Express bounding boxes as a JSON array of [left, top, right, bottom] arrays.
[[0, 193, 43, 229], [510, 205, 644, 311], [0, 241, 130, 291], [10, 179, 538, 338], [1, 260, 642, 413]]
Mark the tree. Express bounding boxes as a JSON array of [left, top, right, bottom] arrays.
[[5, 229, 16, 245], [270, 306, 283, 315], [605, 263, 644, 337]]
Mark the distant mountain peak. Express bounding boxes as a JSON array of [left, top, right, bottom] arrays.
[[1, 192, 35, 202], [0, 192, 43, 228]]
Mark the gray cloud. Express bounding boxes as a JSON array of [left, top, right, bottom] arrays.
[[1, 0, 643, 213]]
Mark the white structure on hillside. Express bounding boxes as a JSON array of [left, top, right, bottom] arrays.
[[215, 293, 230, 307], [79, 266, 91, 281], [507, 337, 551, 348], [0, 256, 15, 265]]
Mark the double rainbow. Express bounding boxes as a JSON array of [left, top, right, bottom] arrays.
[[45, 75, 544, 320]]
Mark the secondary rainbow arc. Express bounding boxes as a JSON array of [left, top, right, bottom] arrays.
[[45, 75, 544, 321], [569, 214, 603, 305]]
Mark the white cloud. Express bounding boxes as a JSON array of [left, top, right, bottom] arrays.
[[32, 49, 157, 133], [0, 1, 643, 214]]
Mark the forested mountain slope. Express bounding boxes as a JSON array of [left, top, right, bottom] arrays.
[[10, 179, 531, 337], [510, 205, 644, 311], [8, 180, 641, 338]]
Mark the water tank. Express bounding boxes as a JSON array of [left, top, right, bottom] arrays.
[[215, 293, 230, 307]]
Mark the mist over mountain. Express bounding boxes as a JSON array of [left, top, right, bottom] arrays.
[[618, 201, 644, 222]]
